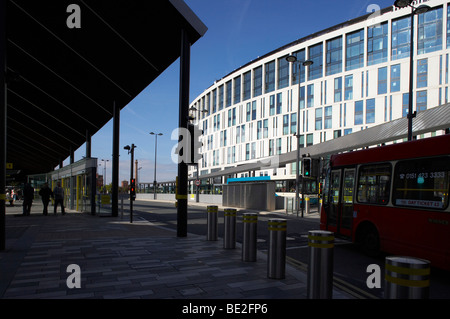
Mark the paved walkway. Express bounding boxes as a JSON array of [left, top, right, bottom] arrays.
[[0, 200, 351, 299]]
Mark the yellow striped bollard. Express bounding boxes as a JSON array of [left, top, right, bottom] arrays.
[[307, 230, 335, 299], [206, 206, 218, 241], [223, 208, 237, 249], [267, 218, 287, 279], [242, 213, 258, 262], [385, 256, 430, 299]]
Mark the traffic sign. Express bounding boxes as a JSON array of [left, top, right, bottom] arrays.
[[195, 180, 201, 186]]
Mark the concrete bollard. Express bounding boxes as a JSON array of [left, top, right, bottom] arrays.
[[385, 256, 430, 299], [242, 213, 258, 262], [223, 208, 237, 249], [267, 218, 287, 279], [206, 206, 218, 241], [307, 230, 334, 299]]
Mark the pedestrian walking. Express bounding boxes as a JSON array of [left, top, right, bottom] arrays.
[[53, 182, 65, 215], [22, 183, 34, 216], [39, 183, 53, 216], [6, 190, 13, 206]]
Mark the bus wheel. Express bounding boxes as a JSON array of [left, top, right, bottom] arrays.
[[358, 224, 380, 257]]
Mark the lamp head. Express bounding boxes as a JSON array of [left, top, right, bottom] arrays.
[[394, 0, 413, 8], [286, 55, 297, 63]]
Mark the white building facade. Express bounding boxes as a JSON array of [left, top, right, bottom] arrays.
[[189, 0, 449, 182]]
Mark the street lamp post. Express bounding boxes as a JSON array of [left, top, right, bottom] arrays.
[[150, 132, 163, 200], [101, 159, 109, 193], [124, 144, 136, 223], [286, 55, 313, 218], [393, 0, 430, 141]]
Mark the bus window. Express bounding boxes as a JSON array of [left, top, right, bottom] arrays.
[[393, 156, 450, 210], [357, 163, 391, 205]]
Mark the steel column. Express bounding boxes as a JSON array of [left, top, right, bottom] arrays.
[[111, 102, 120, 217], [177, 28, 190, 238], [0, 0, 6, 251]]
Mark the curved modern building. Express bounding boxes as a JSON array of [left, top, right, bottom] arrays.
[[189, 0, 449, 188]]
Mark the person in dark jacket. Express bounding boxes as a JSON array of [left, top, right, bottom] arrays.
[[39, 183, 53, 216], [53, 182, 65, 215], [22, 183, 34, 216]]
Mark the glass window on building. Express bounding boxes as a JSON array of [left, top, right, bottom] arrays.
[[418, 6, 442, 55], [269, 139, 274, 156], [299, 134, 305, 149], [346, 29, 365, 71], [326, 36, 343, 76], [447, 6, 450, 48], [257, 120, 262, 139], [225, 81, 232, 108], [307, 84, 314, 108], [367, 21, 388, 66], [278, 56, 290, 90], [354, 100, 364, 125], [416, 90, 427, 112], [224, 130, 227, 147], [269, 95, 275, 116], [390, 64, 401, 92], [265, 60, 276, 94], [252, 101, 257, 120], [344, 75, 353, 100], [276, 138, 282, 155], [212, 89, 217, 113], [291, 49, 306, 85], [219, 85, 224, 111], [283, 115, 289, 135], [366, 98, 375, 124], [306, 133, 314, 147], [315, 108, 323, 131], [291, 113, 297, 135], [243, 71, 251, 101], [253, 66, 263, 97], [246, 144, 250, 161], [417, 58, 428, 88], [246, 103, 251, 122], [309, 43, 323, 80], [299, 86, 305, 110], [234, 75, 241, 104], [276, 92, 283, 114], [324, 106, 332, 129], [241, 124, 246, 143], [402, 93, 409, 118], [334, 77, 342, 102], [378, 66, 388, 95], [392, 16, 411, 60], [263, 119, 269, 138], [205, 93, 210, 115]]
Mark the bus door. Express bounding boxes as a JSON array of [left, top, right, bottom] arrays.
[[326, 169, 341, 232], [326, 168, 354, 237], [339, 168, 355, 237]]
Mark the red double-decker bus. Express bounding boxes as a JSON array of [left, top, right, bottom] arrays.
[[320, 134, 450, 270]]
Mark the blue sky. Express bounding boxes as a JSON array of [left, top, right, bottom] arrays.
[[72, 0, 395, 185]]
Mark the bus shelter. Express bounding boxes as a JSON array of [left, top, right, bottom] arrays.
[[48, 158, 97, 214]]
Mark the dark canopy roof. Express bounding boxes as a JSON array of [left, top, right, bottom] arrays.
[[6, 0, 206, 175]]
